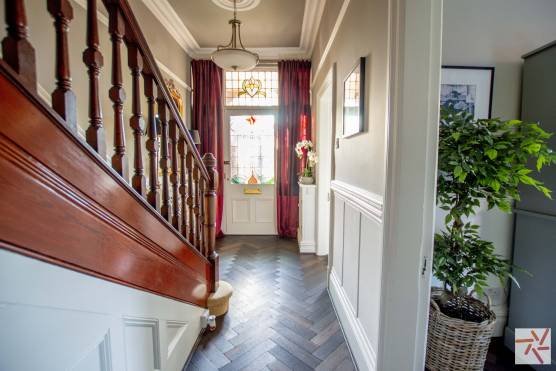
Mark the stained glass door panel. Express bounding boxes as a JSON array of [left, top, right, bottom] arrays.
[[229, 115, 275, 185]]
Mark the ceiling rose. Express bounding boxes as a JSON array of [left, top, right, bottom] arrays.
[[211, 0, 261, 12]]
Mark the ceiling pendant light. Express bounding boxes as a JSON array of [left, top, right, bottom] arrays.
[[211, 0, 259, 71]]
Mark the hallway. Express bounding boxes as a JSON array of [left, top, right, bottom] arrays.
[[187, 236, 357, 371]]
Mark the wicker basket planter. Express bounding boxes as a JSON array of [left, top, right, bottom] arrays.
[[426, 288, 496, 371]]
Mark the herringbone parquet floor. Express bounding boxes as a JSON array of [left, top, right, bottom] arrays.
[[186, 235, 357, 371]]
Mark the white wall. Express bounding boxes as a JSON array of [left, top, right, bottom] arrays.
[[0, 249, 205, 371], [440, 0, 556, 335]]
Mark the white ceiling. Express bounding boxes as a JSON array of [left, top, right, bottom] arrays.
[[141, 0, 326, 59]]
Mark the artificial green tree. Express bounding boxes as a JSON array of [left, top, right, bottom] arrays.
[[434, 107, 556, 310]]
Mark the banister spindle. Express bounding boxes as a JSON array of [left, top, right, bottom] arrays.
[[178, 135, 188, 236], [196, 174, 203, 251], [83, 0, 106, 157], [144, 73, 159, 211], [127, 44, 146, 197], [202, 153, 219, 293], [186, 149, 195, 244], [157, 93, 171, 222], [108, 6, 128, 181], [169, 119, 180, 230], [47, 0, 77, 132], [192, 164, 200, 250], [2, 0, 36, 90], [199, 178, 206, 255]]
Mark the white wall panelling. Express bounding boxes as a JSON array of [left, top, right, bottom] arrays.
[[298, 184, 317, 253], [0, 249, 205, 371], [330, 180, 383, 371]]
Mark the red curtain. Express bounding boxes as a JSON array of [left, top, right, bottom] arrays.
[[191, 60, 224, 237], [277, 60, 312, 238]]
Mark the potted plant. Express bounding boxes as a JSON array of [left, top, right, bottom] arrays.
[[295, 140, 318, 184], [426, 108, 556, 371]]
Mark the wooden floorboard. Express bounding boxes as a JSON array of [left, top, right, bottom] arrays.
[[186, 235, 357, 371]]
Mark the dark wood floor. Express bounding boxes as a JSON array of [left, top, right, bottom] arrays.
[[484, 338, 534, 371], [186, 235, 357, 371]]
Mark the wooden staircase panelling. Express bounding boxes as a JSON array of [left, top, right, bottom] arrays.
[[0, 0, 219, 306]]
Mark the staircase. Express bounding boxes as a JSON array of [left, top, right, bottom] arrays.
[[0, 1, 219, 369]]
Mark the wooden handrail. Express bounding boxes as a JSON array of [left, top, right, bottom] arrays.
[[0, 0, 219, 294]]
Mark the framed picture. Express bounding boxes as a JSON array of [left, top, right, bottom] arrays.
[[440, 66, 494, 119], [343, 57, 366, 137]]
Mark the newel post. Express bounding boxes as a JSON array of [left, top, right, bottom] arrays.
[[202, 153, 219, 293]]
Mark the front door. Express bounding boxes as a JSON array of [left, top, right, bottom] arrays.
[[223, 110, 277, 235]]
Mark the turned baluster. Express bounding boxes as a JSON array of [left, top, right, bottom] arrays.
[[144, 73, 159, 210], [2, 0, 36, 90], [199, 177, 206, 255], [178, 135, 188, 236], [186, 149, 195, 244], [108, 6, 128, 181], [169, 119, 180, 229], [202, 153, 219, 293], [83, 0, 106, 157], [127, 44, 146, 197], [47, 0, 77, 132], [157, 93, 171, 222], [192, 164, 200, 250]]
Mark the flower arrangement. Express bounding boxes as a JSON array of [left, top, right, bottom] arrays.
[[295, 140, 318, 178]]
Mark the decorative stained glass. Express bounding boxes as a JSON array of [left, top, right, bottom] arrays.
[[230, 115, 275, 184], [225, 70, 278, 106]]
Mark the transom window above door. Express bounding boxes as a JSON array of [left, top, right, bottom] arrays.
[[230, 115, 275, 184], [225, 70, 278, 106]]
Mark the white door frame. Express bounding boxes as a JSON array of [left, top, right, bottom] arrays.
[[315, 67, 335, 256], [377, 1, 442, 370]]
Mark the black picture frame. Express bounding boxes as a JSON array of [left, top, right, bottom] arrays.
[[342, 57, 366, 137], [441, 66, 495, 119]]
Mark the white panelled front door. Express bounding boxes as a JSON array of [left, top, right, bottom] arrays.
[[223, 110, 277, 235]]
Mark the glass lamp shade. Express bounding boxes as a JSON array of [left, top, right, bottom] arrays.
[[211, 48, 259, 71]]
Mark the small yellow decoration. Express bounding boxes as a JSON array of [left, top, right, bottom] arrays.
[[166, 79, 184, 115], [247, 170, 259, 184]]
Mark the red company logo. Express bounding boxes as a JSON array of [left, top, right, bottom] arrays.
[[515, 328, 551, 365]]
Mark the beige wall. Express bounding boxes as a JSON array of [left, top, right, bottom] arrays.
[[312, 0, 389, 196], [312, 0, 390, 368], [0, 1, 191, 173], [440, 0, 556, 335]]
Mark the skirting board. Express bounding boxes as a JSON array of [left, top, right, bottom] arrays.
[[329, 269, 377, 371], [299, 241, 316, 253]]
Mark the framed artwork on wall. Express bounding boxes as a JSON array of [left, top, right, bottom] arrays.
[[440, 66, 495, 119], [342, 57, 366, 137]]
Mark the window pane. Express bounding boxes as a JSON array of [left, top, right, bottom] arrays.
[[225, 69, 279, 106], [230, 115, 275, 184]]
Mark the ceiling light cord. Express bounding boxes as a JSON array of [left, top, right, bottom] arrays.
[[234, 0, 237, 22]]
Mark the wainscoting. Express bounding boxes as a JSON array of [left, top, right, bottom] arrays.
[[330, 180, 384, 371], [0, 250, 205, 371]]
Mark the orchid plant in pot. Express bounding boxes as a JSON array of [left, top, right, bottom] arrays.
[[426, 107, 556, 370], [295, 140, 318, 185]]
